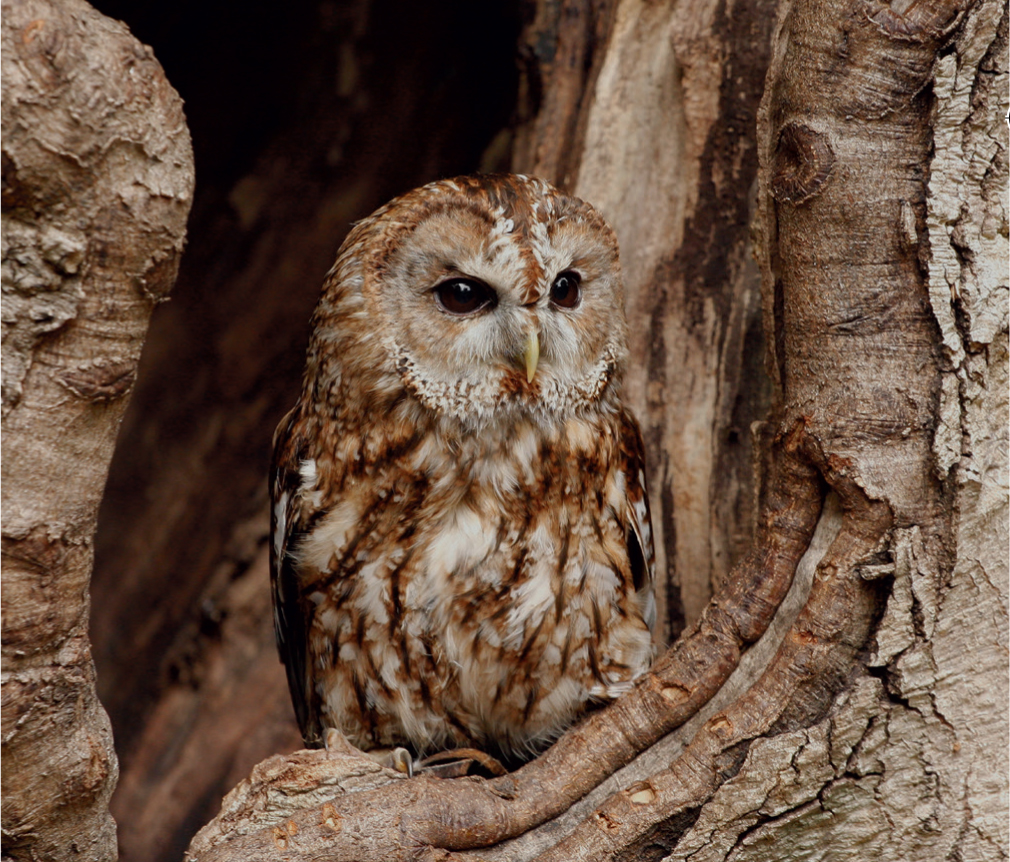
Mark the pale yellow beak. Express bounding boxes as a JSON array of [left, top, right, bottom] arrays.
[[523, 329, 540, 383]]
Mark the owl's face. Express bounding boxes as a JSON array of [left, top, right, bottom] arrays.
[[317, 175, 628, 429]]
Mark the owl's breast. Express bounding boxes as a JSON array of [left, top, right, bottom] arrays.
[[297, 414, 654, 757]]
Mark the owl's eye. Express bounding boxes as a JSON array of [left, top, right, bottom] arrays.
[[550, 271, 582, 309], [433, 278, 496, 316]]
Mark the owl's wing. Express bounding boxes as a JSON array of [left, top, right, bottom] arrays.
[[270, 407, 324, 747], [619, 408, 657, 632]]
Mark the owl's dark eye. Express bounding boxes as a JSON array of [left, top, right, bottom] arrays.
[[550, 271, 582, 309], [433, 278, 496, 316]]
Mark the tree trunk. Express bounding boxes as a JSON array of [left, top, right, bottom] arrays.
[[4, 0, 1004, 859], [0, 1, 194, 860]]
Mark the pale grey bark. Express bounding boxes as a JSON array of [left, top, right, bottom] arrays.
[[668, 2, 1009, 859], [1, 1, 194, 859]]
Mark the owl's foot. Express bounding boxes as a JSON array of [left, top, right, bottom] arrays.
[[363, 746, 509, 778], [320, 729, 507, 778], [416, 747, 508, 778], [323, 728, 415, 776]]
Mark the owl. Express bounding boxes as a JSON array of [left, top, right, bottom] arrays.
[[270, 173, 656, 766]]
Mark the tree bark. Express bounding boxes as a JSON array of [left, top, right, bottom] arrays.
[[0, 1, 194, 860], [649, 0, 1008, 857]]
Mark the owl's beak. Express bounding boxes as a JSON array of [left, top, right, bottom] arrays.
[[523, 329, 539, 383]]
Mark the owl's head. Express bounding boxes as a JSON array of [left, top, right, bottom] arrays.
[[311, 174, 629, 431]]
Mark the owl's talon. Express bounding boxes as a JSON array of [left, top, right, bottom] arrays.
[[389, 747, 414, 777], [322, 727, 361, 758], [416, 747, 508, 778], [321, 730, 415, 776]]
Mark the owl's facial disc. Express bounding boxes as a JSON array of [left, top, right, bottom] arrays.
[[366, 184, 627, 425]]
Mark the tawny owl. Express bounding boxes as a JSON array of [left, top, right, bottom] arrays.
[[270, 173, 656, 765]]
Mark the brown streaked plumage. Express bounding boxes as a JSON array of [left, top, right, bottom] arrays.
[[271, 173, 656, 762]]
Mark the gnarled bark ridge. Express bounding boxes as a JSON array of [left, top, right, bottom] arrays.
[[1, 1, 193, 859]]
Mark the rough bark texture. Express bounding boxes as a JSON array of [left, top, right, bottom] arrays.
[[0, 1, 194, 860], [661, 0, 1008, 857]]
